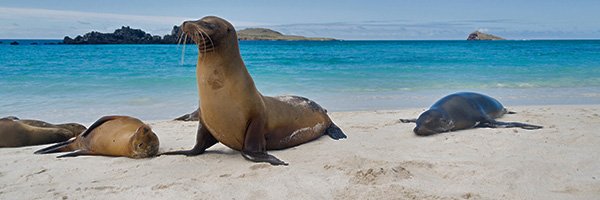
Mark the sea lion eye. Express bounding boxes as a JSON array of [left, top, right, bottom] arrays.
[[207, 23, 217, 29], [138, 143, 144, 148]]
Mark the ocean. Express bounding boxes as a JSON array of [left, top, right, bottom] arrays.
[[2, 40, 600, 123]]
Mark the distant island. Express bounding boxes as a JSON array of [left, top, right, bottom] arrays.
[[237, 28, 336, 41], [62, 26, 335, 44], [467, 31, 505, 40]]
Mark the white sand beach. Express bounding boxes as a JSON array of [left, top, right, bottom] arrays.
[[1, 105, 599, 199]]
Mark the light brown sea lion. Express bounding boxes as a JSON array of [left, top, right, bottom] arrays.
[[161, 16, 347, 165], [0, 118, 80, 148], [35, 116, 159, 158]]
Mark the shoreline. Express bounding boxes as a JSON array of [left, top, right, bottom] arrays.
[[1, 104, 599, 199], [4, 85, 600, 125]]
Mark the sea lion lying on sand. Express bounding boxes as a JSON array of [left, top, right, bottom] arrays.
[[35, 116, 159, 158], [401, 92, 543, 136], [0, 117, 86, 148]]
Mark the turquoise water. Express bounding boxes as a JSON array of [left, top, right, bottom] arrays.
[[2, 40, 600, 123]]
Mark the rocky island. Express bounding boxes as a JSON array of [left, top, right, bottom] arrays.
[[467, 31, 505, 40], [62, 26, 335, 44], [62, 26, 183, 44]]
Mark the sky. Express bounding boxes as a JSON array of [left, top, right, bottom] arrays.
[[1, 0, 599, 40]]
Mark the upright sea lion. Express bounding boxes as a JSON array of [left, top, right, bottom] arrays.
[[35, 116, 159, 158], [162, 16, 347, 165], [0, 118, 80, 148], [401, 92, 543, 136]]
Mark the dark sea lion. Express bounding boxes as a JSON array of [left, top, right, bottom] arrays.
[[174, 109, 199, 121], [0, 118, 79, 148], [162, 16, 347, 165], [401, 92, 543, 136], [35, 116, 159, 158]]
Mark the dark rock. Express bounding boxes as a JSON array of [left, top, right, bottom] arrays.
[[10, 41, 19, 45], [63, 25, 192, 44], [467, 31, 505, 40], [31, 42, 38, 45]]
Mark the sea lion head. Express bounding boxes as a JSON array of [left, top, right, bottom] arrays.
[[413, 109, 455, 136], [181, 16, 237, 53], [129, 125, 160, 158], [57, 123, 87, 137]]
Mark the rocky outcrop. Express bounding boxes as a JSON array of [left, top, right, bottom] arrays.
[[467, 31, 505, 40], [63, 26, 191, 44], [237, 28, 336, 41], [9, 41, 19, 45], [64, 26, 166, 44]]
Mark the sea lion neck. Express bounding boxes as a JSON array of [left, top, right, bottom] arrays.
[[195, 41, 258, 95], [196, 43, 245, 77]]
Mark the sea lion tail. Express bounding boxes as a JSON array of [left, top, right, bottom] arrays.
[[34, 137, 75, 154], [325, 123, 347, 140]]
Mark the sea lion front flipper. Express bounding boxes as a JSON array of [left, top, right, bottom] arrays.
[[80, 116, 121, 137], [241, 118, 288, 166], [160, 122, 218, 156], [57, 150, 92, 158], [479, 121, 543, 130], [325, 123, 347, 140], [399, 118, 417, 123]]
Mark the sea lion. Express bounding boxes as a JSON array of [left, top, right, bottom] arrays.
[[16, 119, 86, 136], [35, 116, 159, 158], [400, 92, 543, 136], [161, 16, 347, 165], [174, 108, 200, 121], [0, 118, 81, 148]]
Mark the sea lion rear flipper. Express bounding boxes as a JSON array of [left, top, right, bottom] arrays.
[[241, 118, 288, 166], [325, 123, 347, 140], [399, 118, 417, 123], [34, 138, 75, 154], [57, 150, 92, 158], [241, 151, 287, 166], [480, 121, 543, 130]]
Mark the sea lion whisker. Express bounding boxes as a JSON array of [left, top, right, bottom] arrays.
[[198, 31, 209, 54], [181, 34, 187, 65], [177, 30, 184, 47], [198, 29, 215, 51]]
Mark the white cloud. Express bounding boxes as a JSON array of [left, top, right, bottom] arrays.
[[0, 7, 265, 39]]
